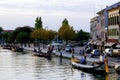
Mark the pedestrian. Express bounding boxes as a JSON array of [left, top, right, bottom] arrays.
[[82, 49, 84, 55], [84, 53, 86, 60], [99, 52, 106, 63], [102, 51, 106, 61], [80, 56, 86, 64], [79, 50, 81, 55], [71, 48, 74, 58], [99, 54, 103, 62], [70, 48, 72, 54]]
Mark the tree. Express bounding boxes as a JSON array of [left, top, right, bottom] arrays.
[[46, 30, 57, 41], [31, 28, 46, 52], [0, 27, 3, 34], [76, 29, 90, 42], [11, 26, 33, 45], [0, 27, 3, 38], [2, 32, 9, 43], [16, 32, 30, 47], [58, 18, 75, 43], [62, 18, 68, 26], [35, 17, 42, 29], [31, 28, 44, 40]]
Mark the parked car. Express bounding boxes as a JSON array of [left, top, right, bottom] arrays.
[[112, 49, 120, 57], [91, 49, 101, 57], [105, 48, 112, 56], [65, 44, 72, 52], [86, 47, 92, 54]]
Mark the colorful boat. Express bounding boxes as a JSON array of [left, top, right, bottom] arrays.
[[71, 58, 109, 75]]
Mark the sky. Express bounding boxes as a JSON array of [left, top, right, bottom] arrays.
[[0, 0, 119, 32]]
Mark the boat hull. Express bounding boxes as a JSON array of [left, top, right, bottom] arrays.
[[34, 53, 51, 58], [71, 59, 107, 75]]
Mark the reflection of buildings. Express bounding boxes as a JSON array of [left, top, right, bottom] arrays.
[[90, 2, 120, 49]]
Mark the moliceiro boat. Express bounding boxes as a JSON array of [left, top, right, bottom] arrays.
[[34, 45, 54, 59], [71, 58, 109, 75], [34, 52, 51, 58]]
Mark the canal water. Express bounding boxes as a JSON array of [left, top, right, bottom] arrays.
[[0, 48, 119, 80]]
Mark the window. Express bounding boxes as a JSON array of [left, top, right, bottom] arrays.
[[117, 16, 119, 24]]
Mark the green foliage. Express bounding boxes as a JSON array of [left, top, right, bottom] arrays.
[[11, 26, 33, 43], [7, 35, 14, 43], [2, 32, 9, 43], [31, 28, 44, 40], [16, 32, 29, 43], [76, 29, 90, 41], [0, 27, 3, 33], [31, 29, 56, 41], [46, 30, 57, 40], [62, 18, 68, 26], [35, 17, 42, 29], [58, 18, 75, 42]]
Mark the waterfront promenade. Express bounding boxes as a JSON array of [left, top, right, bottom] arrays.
[[23, 45, 120, 68]]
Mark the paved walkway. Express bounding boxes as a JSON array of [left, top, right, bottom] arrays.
[[23, 46, 120, 67]]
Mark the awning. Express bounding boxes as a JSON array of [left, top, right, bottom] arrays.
[[104, 43, 115, 47]]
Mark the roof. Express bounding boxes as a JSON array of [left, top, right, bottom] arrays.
[[97, 9, 105, 14], [3, 30, 14, 33], [106, 2, 120, 11]]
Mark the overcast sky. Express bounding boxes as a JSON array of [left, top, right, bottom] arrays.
[[0, 0, 119, 32]]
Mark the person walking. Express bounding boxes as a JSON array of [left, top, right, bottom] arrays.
[[71, 48, 74, 58]]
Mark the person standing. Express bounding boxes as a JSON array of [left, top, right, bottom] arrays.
[[82, 49, 84, 55], [84, 53, 86, 60], [71, 48, 74, 58], [79, 50, 81, 55]]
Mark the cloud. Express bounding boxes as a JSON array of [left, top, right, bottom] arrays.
[[0, 0, 119, 15], [0, 0, 93, 18], [0, 0, 119, 32]]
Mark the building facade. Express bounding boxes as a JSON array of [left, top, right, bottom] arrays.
[[90, 9, 107, 50], [106, 2, 120, 44], [90, 16, 98, 41], [97, 9, 106, 42], [90, 2, 120, 49]]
